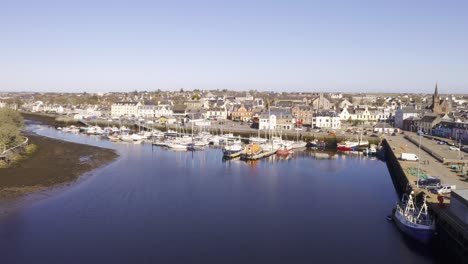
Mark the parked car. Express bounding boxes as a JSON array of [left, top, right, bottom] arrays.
[[417, 177, 441, 189], [437, 141, 446, 145], [449, 146, 460, 151], [430, 184, 456, 194]]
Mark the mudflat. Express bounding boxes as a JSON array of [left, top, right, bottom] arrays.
[[0, 133, 118, 198]]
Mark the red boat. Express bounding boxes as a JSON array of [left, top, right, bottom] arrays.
[[336, 141, 358, 151], [276, 146, 293, 156]]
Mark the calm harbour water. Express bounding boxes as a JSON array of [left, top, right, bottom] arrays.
[[0, 125, 436, 263]]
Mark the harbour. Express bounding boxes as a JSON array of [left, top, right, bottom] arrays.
[[0, 124, 441, 263]]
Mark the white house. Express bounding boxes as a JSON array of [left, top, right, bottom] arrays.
[[313, 111, 341, 129], [394, 106, 423, 129], [259, 113, 277, 130]]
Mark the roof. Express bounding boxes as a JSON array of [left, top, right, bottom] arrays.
[[419, 115, 438, 123], [451, 189, 468, 208], [172, 105, 187, 113], [113, 101, 138, 105]]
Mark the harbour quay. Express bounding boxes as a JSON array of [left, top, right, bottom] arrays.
[[383, 132, 468, 263]]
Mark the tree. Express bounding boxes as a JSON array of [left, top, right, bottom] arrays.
[[0, 123, 21, 149], [0, 108, 24, 127], [0, 109, 23, 149]]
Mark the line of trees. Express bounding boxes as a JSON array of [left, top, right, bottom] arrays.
[[0, 108, 24, 151]]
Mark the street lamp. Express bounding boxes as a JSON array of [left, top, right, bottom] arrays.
[[416, 131, 422, 188]]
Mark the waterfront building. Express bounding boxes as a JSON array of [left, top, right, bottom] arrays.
[[231, 104, 253, 122], [313, 111, 341, 129], [292, 105, 312, 126], [258, 113, 277, 130], [111, 101, 141, 117], [154, 105, 173, 118], [417, 114, 441, 134], [373, 123, 395, 133], [394, 105, 424, 128], [138, 102, 157, 118], [205, 107, 228, 120]]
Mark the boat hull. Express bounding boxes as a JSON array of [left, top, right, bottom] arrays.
[[337, 145, 356, 151], [392, 209, 434, 243]]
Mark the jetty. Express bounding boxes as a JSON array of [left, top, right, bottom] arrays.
[[240, 149, 277, 161], [223, 150, 243, 159], [383, 132, 468, 262]]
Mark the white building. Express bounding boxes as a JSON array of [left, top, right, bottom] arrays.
[[259, 113, 277, 130], [138, 103, 157, 118], [394, 106, 423, 129], [205, 107, 228, 120], [373, 123, 395, 133], [0, 101, 18, 110], [154, 105, 173, 118], [328, 92, 343, 99], [111, 102, 141, 117], [313, 111, 341, 129]]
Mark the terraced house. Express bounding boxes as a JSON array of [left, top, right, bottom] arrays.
[[111, 101, 141, 117], [291, 105, 312, 126], [231, 104, 252, 122]]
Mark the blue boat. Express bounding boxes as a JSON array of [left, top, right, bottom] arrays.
[[392, 192, 435, 243]]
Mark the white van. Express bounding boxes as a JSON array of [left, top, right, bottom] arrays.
[[400, 153, 419, 161], [431, 184, 456, 194]]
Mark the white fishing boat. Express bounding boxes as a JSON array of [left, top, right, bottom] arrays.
[[392, 192, 435, 243]]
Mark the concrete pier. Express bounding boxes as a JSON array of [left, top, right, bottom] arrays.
[[384, 133, 468, 263]]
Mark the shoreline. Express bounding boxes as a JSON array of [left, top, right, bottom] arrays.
[[0, 132, 118, 200]]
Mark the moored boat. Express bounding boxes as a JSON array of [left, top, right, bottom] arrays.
[[337, 140, 358, 151], [392, 192, 435, 243], [222, 143, 243, 158], [244, 143, 262, 156]]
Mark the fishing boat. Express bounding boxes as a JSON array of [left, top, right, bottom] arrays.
[[244, 143, 262, 156], [222, 143, 243, 158], [392, 192, 435, 243], [336, 140, 358, 151]]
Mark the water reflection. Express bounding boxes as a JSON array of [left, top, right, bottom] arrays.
[[0, 125, 436, 264]]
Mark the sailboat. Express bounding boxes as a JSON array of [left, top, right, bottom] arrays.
[[291, 128, 307, 149]]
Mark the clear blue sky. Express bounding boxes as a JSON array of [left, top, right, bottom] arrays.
[[1, 0, 467, 93]]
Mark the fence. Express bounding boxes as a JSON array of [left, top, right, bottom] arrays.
[[0, 137, 29, 163]]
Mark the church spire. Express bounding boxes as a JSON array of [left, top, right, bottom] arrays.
[[434, 80, 438, 97]]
